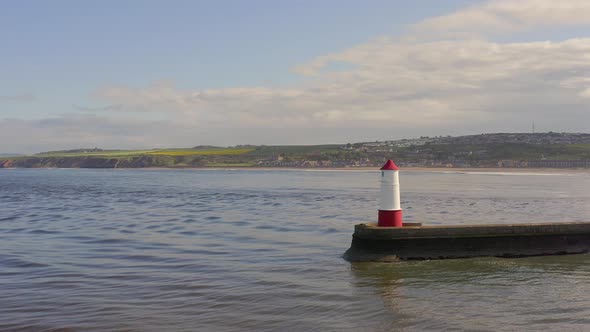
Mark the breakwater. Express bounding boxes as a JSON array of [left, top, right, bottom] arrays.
[[344, 222, 590, 262]]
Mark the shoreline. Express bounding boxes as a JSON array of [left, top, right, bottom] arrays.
[[2, 166, 589, 173]]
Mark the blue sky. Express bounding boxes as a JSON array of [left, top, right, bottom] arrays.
[[2, 0, 590, 153], [2, 1, 469, 97]]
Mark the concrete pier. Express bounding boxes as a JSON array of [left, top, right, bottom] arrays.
[[344, 222, 590, 262]]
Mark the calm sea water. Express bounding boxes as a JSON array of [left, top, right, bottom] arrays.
[[1, 169, 590, 331]]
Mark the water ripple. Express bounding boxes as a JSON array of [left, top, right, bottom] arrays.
[[0, 169, 589, 331]]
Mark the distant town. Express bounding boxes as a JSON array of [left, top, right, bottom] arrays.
[[1, 132, 590, 169], [257, 132, 590, 169]]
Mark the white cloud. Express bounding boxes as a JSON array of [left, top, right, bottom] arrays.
[[87, 38, 590, 132], [412, 0, 590, 37]]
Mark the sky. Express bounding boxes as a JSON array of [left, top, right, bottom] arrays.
[[1, 0, 590, 154]]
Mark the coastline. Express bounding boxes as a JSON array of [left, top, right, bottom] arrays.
[[399, 167, 590, 174], [143, 166, 590, 173], [3, 166, 589, 173]]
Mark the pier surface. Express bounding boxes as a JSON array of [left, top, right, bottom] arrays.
[[344, 222, 590, 262]]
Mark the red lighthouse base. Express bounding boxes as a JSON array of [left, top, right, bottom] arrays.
[[378, 210, 403, 227]]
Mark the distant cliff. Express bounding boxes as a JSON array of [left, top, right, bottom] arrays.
[[0, 156, 208, 168]]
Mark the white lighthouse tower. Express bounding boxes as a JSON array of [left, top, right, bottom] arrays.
[[378, 160, 403, 227]]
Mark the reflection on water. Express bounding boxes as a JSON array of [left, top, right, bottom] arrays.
[[0, 169, 589, 331], [351, 254, 590, 331]]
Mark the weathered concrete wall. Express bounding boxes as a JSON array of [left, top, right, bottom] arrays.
[[344, 222, 590, 262]]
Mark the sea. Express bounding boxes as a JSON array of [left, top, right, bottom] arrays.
[[1, 168, 590, 331]]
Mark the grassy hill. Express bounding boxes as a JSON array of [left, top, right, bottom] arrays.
[[2, 133, 590, 168]]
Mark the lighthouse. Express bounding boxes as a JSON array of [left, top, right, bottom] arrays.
[[345, 160, 590, 262], [378, 160, 403, 227]]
